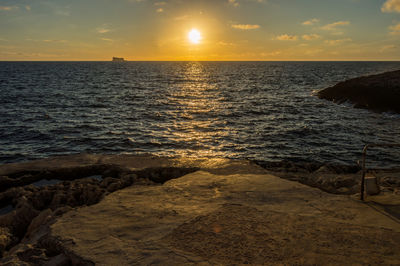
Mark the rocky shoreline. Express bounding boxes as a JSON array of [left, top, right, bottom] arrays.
[[0, 154, 399, 264], [317, 70, 400, 113], [0, 154, 201, 264]]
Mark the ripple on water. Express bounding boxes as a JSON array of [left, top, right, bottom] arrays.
[[1, 61, 400, 167]]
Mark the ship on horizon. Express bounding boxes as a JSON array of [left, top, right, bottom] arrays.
[[112, 57, 125, 62]]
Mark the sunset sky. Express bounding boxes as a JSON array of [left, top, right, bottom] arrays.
[[1, 0, 400, 61]]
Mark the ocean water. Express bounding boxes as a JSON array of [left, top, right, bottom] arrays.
[[1, 61, 400, 167]]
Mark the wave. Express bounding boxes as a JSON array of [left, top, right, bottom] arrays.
[[1, 61, 400, 166]]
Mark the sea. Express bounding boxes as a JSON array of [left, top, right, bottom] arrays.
[[1, 61, 400, 167]]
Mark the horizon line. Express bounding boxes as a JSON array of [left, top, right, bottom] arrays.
[[1, 60, 400, 62]]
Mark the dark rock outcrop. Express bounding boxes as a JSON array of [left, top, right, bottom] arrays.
[[317, 70, 400, 113], [254, 160, 362, 195]]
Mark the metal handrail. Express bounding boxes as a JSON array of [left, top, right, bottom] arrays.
[[360, 143, 400, 201]]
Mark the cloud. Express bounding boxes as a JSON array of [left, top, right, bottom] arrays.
[[389, 22, 400, 35], [26, 39, 67, 43], [101, 38, 113, 42], [0, 6, 18, 11], [0, 51, 66, 58], [321, 21, 350, 31], [324, 38, 352, 45], [42, 39, 67, 43], [382, 0, 400, 13], [260, 51, 282, 57], [228, 0, 265, 7], [302, 34, 321, 40], [156, 8, 164, 12], [380, 45, 396, 52], [217, 41, 235, 46], [305, 49, 323, 56], [275, 34, 298, 41], [229, 0, 239, 7], [96, 26, 111, 34], [231, 24, 260, 30], [331, 31, 344, 36], [174, 15, 189, 20], [302, 18, 319, 26], [154, 1, 166, 6]]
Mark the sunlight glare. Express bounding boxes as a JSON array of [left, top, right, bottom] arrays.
[[188, 29, 202, 44]]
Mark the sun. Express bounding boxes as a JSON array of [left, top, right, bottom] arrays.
[[188, 29, 202, 44]]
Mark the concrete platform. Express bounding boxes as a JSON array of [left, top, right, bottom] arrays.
[[51, 169, 400, 265]]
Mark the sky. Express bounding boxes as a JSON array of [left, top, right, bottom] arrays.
[[1, 0, 400, 61]]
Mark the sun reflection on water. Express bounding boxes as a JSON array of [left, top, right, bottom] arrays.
[[163, 62, 234, 159]]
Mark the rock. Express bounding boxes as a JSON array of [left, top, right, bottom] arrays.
[[333, 176, 357, 188], [2, 187, 25, 204], [50, 191, 67, 210], [0, 176, 16, 193], [255, 160, 361, 175], [25, 209, 53, 239], [381, 187, 394, 193], [337, 187, 350, 194], [317, 70, 400, 113], [16, 245, 47, 265], [45, 253, 70, 266], [79, 184, 104, 205], [53, 206, 73, 217], [314, 166, 333, 174], [107, 182, 122, 193], [135, 177, 155, 186], [30, 189, 55, 210], [382, 176, 400, 187], [0, 155, 206, 263], [101, 177, 119, 188], [18, 174, 38, 186], [37, 236, 93, 266], [1, 243, 35, 265], [102, 166, 126, 179], [305, 173, 359, 194], [0, 227, 16, 257], [121, 174, 136, 187], [12, 203, 40, 239]]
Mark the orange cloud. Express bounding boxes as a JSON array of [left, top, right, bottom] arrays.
[[96, 26, 111, 34], [260, 51, 282, 57], [324, 38, 352, 45], [275, 34, 298, 41], [321, 21, 350, 31], [380, 45, 396, 52], [302, 34, 321, 40], [217, 41, 235, 46], [0, 6, 18, 11], [302, 18, 319, 26], [231, 24, 260, 30], [229, 0, 239, 7], [382, 0, 400, 13], [389, 22, 400, 34], [154, 2, 166, 6]]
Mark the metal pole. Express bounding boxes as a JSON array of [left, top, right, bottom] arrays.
[[360, 145, 369, 201]]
